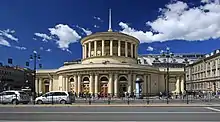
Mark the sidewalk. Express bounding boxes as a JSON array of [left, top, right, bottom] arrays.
[[1, 103, 220, 107]]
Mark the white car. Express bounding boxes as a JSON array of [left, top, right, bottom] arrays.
[[35, 91, 75, 104], [0, 90, 30, 104]]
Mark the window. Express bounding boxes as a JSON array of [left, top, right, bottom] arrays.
[[53, 92, 67, 96], [5, 92, 15, 95]]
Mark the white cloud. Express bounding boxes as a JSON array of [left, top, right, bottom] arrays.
[[49, 24, 81, 50], [147, 46, 154, 51], [119, 1, 220, 43], [40, 47, 44, 50], [76, 25, 92, 36], [0, 37, 11, 47], [14, 46, 27, 50], [93, 16, 104, 22], [0, 29, 18, 42], [46, 48, 52, 52], [34, 33, 52, 42]]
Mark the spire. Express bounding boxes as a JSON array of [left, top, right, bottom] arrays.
[[108, 9, 112, 32]]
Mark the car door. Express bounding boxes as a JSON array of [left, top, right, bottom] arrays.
[[4, 92, 16, 103], [0, 92, 3, 103], [41, 92, 53, 104]]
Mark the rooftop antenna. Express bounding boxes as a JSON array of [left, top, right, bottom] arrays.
[[108, 9, 112, 32]]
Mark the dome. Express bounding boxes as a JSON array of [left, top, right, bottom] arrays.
[[80, 31, 140, 64]]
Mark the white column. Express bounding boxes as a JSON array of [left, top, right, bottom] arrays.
[[84, 44, 87, 58], [65, 77, 68, 91], [74, 75, 78, 93], [88, 42, 91, 57], [94, 41, 97, 56], [35, 78, 38, 93], [176, 77, 180, 94], [128, 74, 132, 93], [144, 75, 147, 94], [39, 78, 42, 93], [102, 40, 105, 56], [125, 42, 128, 57], [110, 40, 113, 56], [133, 74, 136, 92], [49, 79, 53, 91], [216, 60, 218, 77], [131, 43, 133, 58], [95, 74, 98, 95], [114, 74, 118, 97], [180, 77, 184, 93], [62, 77, 66, 91], [108, 73, 113, 94], [134, 45, 137, 58], [89, 74, 93, 94], [82, 45, 85, 59], [118, 40, 121, 56], [77, 75, 81, 94]]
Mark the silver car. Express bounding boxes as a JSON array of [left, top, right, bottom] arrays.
[[35, 91, 75, 104], [0, 90, 30, 104]]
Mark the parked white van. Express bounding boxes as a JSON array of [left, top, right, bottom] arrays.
[[35, 91, 75, 104]]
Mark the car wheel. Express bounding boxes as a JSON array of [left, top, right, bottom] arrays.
[[60, 100, 66, 104], [37, 100, 43, 104], [12, 99, 18, 105]]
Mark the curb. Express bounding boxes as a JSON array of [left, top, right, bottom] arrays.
[[0, 104, 220, 107]]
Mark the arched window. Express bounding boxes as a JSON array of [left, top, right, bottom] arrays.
[[100, 77, 108, 81], [119, 76, 127, 81], [83, 77, 89, 81]]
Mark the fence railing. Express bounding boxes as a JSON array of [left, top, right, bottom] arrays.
[[0, 92, 219, 105]]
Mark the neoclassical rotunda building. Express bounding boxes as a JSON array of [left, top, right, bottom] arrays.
[[36, 31, 166, 97], [35, 10, 189, 97]]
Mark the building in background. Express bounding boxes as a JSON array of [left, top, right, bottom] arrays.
[[138, 53, 204, 95], [0, 65, 34, 92], [186, 49, 220, 94]]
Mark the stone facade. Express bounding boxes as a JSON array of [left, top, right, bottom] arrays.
[[186, 49, 220, 94]]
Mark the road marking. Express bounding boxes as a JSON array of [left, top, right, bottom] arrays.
[[0, 111, 219, 114], [204, 107, 220, 112]]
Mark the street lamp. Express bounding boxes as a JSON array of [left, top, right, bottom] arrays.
[[161, 47, 174, 104], [183, 58, 189, 104], [29, 51, 42, 103]]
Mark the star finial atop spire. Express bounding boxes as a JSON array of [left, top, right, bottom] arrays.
[[108, 9, 112, 32]]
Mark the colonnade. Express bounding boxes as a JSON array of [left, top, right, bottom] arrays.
[[82, 40, 138, 59], [35, 73, 150, 97]]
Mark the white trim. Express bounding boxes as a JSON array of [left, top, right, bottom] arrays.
[[204, 107, 220, 112]]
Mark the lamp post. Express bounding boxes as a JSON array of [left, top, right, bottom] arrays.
[[29, 51, 41, 103], [161, 47, 174, 104], [183, 58, 189, 104]]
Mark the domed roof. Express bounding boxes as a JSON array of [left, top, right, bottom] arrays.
[[81, 31, 140, 44]]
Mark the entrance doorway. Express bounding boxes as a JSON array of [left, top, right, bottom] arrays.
[[82, 77, 90, 94], [118, 76, 128, 97], [100, 83, 108, 97], [100, 76, 108, 97]]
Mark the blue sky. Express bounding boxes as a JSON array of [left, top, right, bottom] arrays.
[[0, 0, 220, 69]]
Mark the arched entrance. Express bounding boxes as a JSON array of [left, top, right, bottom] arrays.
[[69, 78, 74, 93], [99, 76, 108, 97], [82, 77, 89, 94], [119, 76, 128, 97], [43, 80, 49, 93]]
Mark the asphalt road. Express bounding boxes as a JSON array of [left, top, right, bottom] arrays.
[[0, 106, 220, 121]]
